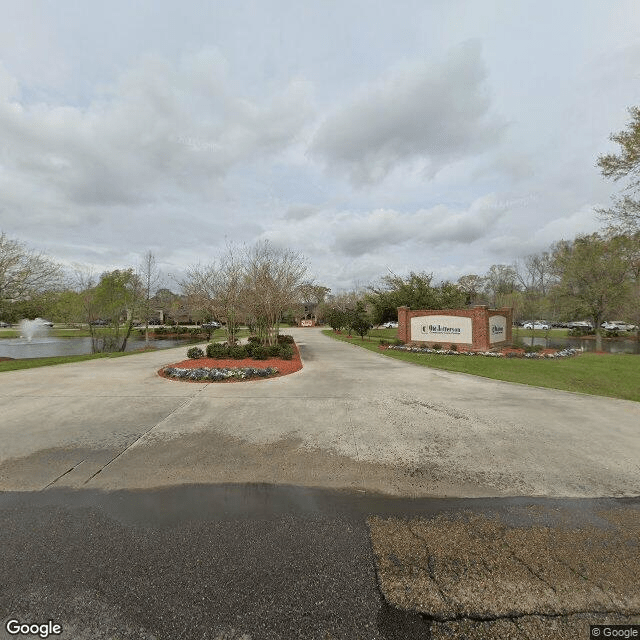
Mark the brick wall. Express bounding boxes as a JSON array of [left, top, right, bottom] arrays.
[[398, 305, 512, 351]]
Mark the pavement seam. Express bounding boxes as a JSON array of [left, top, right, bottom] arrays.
[[41, 459, 86, 490], [82, 386, 209, 485]]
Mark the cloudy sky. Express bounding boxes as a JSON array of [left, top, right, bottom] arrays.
[[1, 1, 639, 291]]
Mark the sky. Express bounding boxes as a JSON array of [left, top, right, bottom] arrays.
[[1, 1, 639, 292]]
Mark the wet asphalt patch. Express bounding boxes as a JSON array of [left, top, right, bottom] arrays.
[[0, 485, 638, 639]]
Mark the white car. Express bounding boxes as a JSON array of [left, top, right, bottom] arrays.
[[381, 321, 398, 329], [602, 321, 638, 331], [34, 317, 54, 327], [523, 321, 550, 330]]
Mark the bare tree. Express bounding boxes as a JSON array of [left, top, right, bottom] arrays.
[[241, 241, 308, 345], [138, 250, 161, 342], [0, 232, 63, 320], [180, 244, 245, 344]]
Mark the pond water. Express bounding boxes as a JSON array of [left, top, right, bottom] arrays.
[[517, 335, 640, 354], [0, 336, 200, 359]]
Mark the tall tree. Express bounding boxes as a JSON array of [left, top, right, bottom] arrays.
[[241, 241, 308, 345], [86, 269, 144, 352], [483, 264, 519, 308], [552, 233, 632, 351], [366, 271, 466, 324], [138, 250, 160, 343], [597, 106, 640, 231]]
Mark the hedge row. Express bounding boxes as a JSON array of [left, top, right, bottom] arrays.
[[187, 341, 294, 360]]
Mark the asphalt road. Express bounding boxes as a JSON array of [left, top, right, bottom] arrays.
[[1, 328, 639, 638]]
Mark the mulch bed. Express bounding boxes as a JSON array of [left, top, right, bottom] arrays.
[[158, 344, 303, 383]]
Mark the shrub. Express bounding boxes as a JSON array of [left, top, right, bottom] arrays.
[[277, 334, 294, 344], [604, 329, 619, 338], [278, 344, 294, 360], [524, 344, 544, 353], [248, 335, 261, 344], [268, 344, 282, 358], [187, 346, 205, 359], [393, 339, 404, 346], [432, 344, 442, 351], [206, 342, 227, 358], [252, 345, 270, 360], [449, 344, 457, 351], [230, 345, 248, 359], [568, 327, 593, 337], [379, 339, 388, 346]]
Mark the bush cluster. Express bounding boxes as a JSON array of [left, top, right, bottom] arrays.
[[187, 346, 205, 359], [568, 327, 594, 337], [203, 341, 294, 360]]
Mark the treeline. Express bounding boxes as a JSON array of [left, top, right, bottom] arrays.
[[317, 230, 640, 351], [0, 236, 315, 352]]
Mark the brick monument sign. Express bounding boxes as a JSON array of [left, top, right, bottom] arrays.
[[397, 305, 512, 352]]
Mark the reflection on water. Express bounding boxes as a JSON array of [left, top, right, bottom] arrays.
[[0, 336, 200, 359], [517, 335, 640, 354]]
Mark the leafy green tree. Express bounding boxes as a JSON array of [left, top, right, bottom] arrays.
[[457, 274, 486, 306], [597, 106, 640, 232], [325, 307, 347, 331], [552, 233, 632, 351], [347, 301, 371, 340], [366, 271, 466, 324], [87, 269, 143, 352]]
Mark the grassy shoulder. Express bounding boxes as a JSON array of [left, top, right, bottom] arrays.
[[0, 349, 160, 372], [323, 329, 640, 402]]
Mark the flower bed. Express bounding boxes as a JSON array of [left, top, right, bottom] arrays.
[[159, 343, 303, 383], [385, 345, 581, 359]]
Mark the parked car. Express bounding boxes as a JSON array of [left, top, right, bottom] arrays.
[[202, 321, 222, 330], [89, 319, 108, 326], [567, 321, 593, 330], [381, 321, 398, 329], [601, 321, 638, 331], [522, 321, 550, 330], [0, 321, 10, 328], [34, 317, 54, 327]]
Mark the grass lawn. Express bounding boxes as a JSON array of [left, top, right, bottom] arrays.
[[323, 329, 640, 402], [0, 349, 159, 373]]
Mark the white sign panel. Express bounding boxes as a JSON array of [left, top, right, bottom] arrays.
[[489, 315, 507, 343], [410, 315, 472, 344]]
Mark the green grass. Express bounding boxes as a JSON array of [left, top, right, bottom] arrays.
[[0, 348, 160, 372], [323, 329, 640, 402]]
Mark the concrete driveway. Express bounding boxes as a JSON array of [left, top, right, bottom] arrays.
[[1, 327, 638, 496]]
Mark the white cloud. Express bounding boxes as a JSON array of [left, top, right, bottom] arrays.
[[310, 40, 505, 185], [0, 51, 315, 214]]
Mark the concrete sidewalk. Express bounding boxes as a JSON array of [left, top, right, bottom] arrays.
[[1, 327, 639, 495]]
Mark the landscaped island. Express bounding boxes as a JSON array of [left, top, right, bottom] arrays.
[[160, 335, 302, 383]]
